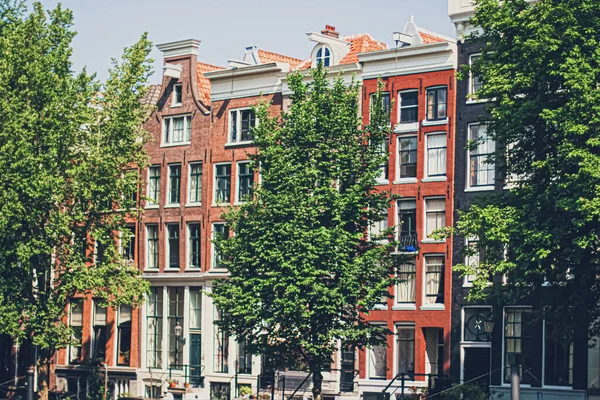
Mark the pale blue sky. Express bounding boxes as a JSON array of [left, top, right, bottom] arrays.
[[37, 0, 454, 83]]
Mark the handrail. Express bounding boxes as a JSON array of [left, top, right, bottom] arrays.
[[382, 373, 450, 397]]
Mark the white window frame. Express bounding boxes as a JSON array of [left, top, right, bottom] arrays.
[[394, 324, 416, 378], [422, 197, 446, 243], [466, 123, 495, 192], [161, 114, 192, 147], [145, 224, 159, 270], [213, 162, 232, 206], [423, 132, 447, 181], [423, 85, 448, 125], [146, 165, 160, 209], [227, 107, 257, 145], [187, 162, 202, 206], [211, 222, 227, 270], [396, 89, 419, 133], [166, 163, 182, 206], [459, 306, 492, 384], [315, 45, 332, 67], [186, 222, 201, 270], [172, 83, 182, 107], [468, 53, 482, 98], [394, 135, 418, 184], [541, 319, 574, 389], [235, 161, 254, 205], [394, 258, 417, 309], [421, 254, 445, 310], [463, 236, 479, 287], [367, 322, 388, 379], [165, 223, 180, 270], [501, 306, 533, 388]]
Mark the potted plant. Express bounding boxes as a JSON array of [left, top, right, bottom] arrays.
[[167, 379, 177, 388], [184, 382, 190, 388]]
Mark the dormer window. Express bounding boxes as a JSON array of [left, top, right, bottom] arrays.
[[172, 84, 182, 107], [316, 46, 331, 67]]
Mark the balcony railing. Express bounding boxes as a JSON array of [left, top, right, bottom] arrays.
[[398, 232, 418, 252], [167, 364, 205, 387]]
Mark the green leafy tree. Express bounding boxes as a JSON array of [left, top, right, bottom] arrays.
[[455, 0, 600, 338], [211, 67, 401, 400], [0, 1, 152, 397]]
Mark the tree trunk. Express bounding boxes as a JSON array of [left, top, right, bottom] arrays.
[[311, 369, 322, 400], [36, 349, 51, 400]]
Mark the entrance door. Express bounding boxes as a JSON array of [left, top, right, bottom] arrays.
[[189, 333, 203, 386], [463, 347, 491, 387]]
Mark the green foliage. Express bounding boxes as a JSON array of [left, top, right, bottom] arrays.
[[211, 66, 403, 397], [456, 0, 600, 335], [0, 0, 151, 354], [437, 384, 489, 400]]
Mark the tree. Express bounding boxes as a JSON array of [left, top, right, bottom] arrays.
[[0, 1, 152, 398], [211, 67, 401, 400], [454, 0, 600, 337]]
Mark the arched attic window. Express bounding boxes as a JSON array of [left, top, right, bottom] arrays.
[[315, 46, 331, 67]]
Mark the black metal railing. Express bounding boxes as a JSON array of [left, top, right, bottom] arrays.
[[398, 232, 418, 252], [167, 364, 205, 388], [381, 372, 451, 398]]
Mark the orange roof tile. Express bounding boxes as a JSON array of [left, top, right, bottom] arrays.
[[418, 30, 448, 44], [257, 49, 303, 68], [339, 33, 387, 64], [141, 84, 162, 106], [196, 62, 225, 106]]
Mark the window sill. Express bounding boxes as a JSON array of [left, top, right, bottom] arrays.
[[160, 142, 191, 148], [209, 268, 228, 273], [225, 141, 254, 148], [171, 103, 182, 108], [164, 268, 181, 272], [145, 204, 159, 209], [420, 304, 445, 311], [465, 186, 494, 192], [465, 99, 490, 105], [392, 178, 417, 185], [144, 268, 159, 272], [375, 179, 389, 186], [421, 176, 446, 183], [185, 202, 202, 208], [234, 201, 248, 206], [392, 304, 416, 311], [394, 122, 419, 133], [422, 118, 448, 127], [420, 239, 445, 244], [164, 204, 180, 209], [371, 304, 388, 311], [212, 202, 231, 207]]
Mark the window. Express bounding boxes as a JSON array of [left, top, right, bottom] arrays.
[[468, 124, 495, 187], [398, 136, 417, 178], [469, 54, 482, 96], [214, 310, 229, 373], [173, 83, 182, 106], [168, 287, 184, 368], [189, 288, 203, 385], [147, 166, 160, 206], [69, 299, 83, 365], [426, 133, 447, 177], [146, 225, 158, 270], [229, 109, 256, 143], [210, 382, 230, 400], [425, 328, 444, 376], [504, 308, 533, 384], [117, 305, 132, 366], [122, 225, 135, 262], [316, 46, 331, 67], [464, 238, 484, 285], [425, 256, 444, 304], [398, 199, 417, 252], [370, 92, 391, 125], [377, 139, 389, 182], [163, 115, 192, 145], [237, 162, 254, 202], [370, 209, 389, 242], [463, 307, 492, 343], [368, 328, 387, 379], [398, 90, 418, 124], [168, 164, 181, 204], [188, 223, 201, 269], [146, 287, 163, 369], [214, 164, 231, 204], [397, 327, 415, 374], [397, 260, 416, 304], [166, 224, 180, 269], [189, 162, 202, 204], [92, 302, 107, 361], [544, 322, 573, 386], [237, 340, 252, 374], [426, 87, 447, 121], [212, 223, 229, 269], [425, 198, 445, 239]]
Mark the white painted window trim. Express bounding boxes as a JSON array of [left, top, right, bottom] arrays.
[[394, 323, 417, 378], [161, 114, 192, 147], [213, 162, 232, 206], [421, 253, 445, 308], [396, 134, 418, 182], [235, 160, 253, 205], [145, 224, 158, 270], [166, 163, 182, 206], [164, 223, 180, 271], [424, 131, 447, 179], [314, 45, 333, 67], [501, 306, 534, 388], [466, 122, 495, 191], [185, 222, 201, 271], [211, 222, 227, 271], [367, 322, 388, 380], [172, 83, 182, 108], [460, 305, 493, 344], [227, 107, 258, 145], [396, 89, 419, 127], [423, 196, 446, 243], [541, 319, 574, 389], [187, 162, 202, 206], [146, 165, 160, 209], [424, 85, 448, 123]]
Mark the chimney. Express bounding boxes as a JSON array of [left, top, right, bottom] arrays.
[[321, 25, 339, 39], [156, 39, 201, 60]]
